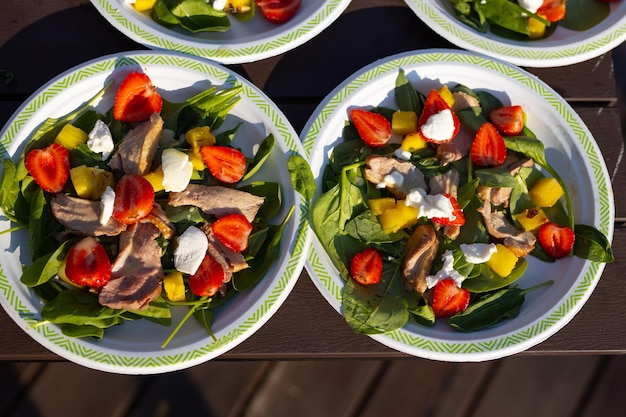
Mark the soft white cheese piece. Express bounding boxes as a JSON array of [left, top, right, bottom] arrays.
[[518, 0, 543, 13], [174, 226, 209, 275], [213, 0, 227, 10], [161, 148, 193, 192], [426, 250, 466, 289], [404, 188, 455, 221], [376, 170, 404, 189], [99, 186, 115, 225], [394, 147, 412, 161], [87, 119, 115, 161], [460, 243, 497, 264], [420, 109, 455, 142]]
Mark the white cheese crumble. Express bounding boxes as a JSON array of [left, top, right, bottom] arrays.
[[99, 186, 115, 225], [426, 250, 466, 289], [460, 243, 497, 264], [174, 226, 209, 275], [376, 170, 404, 189], [404, 188, 455, 221], [213, 0, 227, 10], [420, 109, 455, 142], [87, 119, 115, 161], [518, 0, 543, 14], [394, 147, 412, 161], [161, 148, 193, 192]]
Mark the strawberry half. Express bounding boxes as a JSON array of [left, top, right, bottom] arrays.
[[470, 122, 507, 167], [25, 143, 70, 193], [418, 89, 460, 143], [431, 194, 465, 227], [431, 278, 470, 318], [489, 105, 524, 136], [256, 0, 302, 24], [200, 145, 247, 184], [212, 213, 253, 253], [350, 109, 392, 149], [112, 174, 155, 225], [65, 236, 112, 289], [113, 72, 163, 123], [537, 0, 566, 22], [350, 247, 383, 285], [189, 254, 225, 297], [537, 222, 575, 259]]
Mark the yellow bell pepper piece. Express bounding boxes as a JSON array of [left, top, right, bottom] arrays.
[[528, 16, 547, 39], [163, 271, 186, 301], [378, 201, 419, 233], [391, 111, 418, 136], [437, 85, 455, 108], [134, 0, 157, 12], [485, 244, 518, 278], [400, 132, 428, 152], [368, 198, 396, 216], [529, 177, 564, 207], [54, 124, 87, 150], [513, 207, 549, 231], [186, 126, 216, 157], [70, 165, 115, 200], [143, 167, 165, 192], [186, 150, 206, 171]]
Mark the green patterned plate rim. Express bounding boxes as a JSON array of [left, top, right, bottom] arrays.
[[301, 49, 615, 361], [404, 0, 626, 67], [90, 0, 352, 64], [0, 51, 312, 374]]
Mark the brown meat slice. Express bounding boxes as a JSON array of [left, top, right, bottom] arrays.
[[98, 222, 163, 311], [477, 200, 536, 257], [201, 222, 249, 279], [364, 155, 426, 199], [403, 224, 439, 293], [436, 126, 473, 165], [108, 112, 163, 175], [50, 194, 126, 236], [475, 155, 534, 208], [168, 184, 265, 222]]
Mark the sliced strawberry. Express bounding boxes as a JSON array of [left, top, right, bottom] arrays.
[[113, 72, 163, 123], [350, 109, 392, 148], [256, 0, 301, 24], [432, 278, 470, 318], [200, 145, 247, 184], [537, 222, 575, 259], [65, 237, 112, 288], [188, 254, 225, 297], [470, 122, 507, 167], [418, 89, 460, 143], [431, 194, 465, 227], [537, 0, 566, 22], [489, 105, 524, 136], [112, 174, 155, 225], [25, 143, 70, 193], [350, 247, 383, 285], [212, 213, 253, 252]]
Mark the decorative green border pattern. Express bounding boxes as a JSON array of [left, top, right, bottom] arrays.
[[0, 52, 311, 373], [303, 50, 614, 360]]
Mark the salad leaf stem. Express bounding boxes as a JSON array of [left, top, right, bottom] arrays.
[[161, 296, 210, 348]]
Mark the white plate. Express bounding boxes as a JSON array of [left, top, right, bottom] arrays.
[[301, 49, 614, 362], [405, 0, 626, 67], [90, 0, 352, 64], [0, 51, 312, 374]]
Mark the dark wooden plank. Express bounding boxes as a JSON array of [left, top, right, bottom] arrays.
[[0, 362, 44, 416], [581, 356, 626, 417]]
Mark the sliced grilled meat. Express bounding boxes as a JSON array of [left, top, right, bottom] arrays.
[[108, 112, 163, 175], [51, 194, 126, 237]]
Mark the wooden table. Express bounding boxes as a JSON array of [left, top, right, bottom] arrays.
[[1, 0, 625, 361]]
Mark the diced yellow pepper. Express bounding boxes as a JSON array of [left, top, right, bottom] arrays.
[[437, 85, 455, 108], [70, 165, 115, 200], [163, 271, 186, 301], [400, 132, 428, 152], [378, 201, 419, 233], [513, 207, 549, 231], [54, 124, 87, 150], [528, 16, 547, 39], [529, 177, 564, 207], [223, 0, 253, 13], [134, 0, 157, 12], [486, 244, 519, 278], [186, 126, 216, 157], [369, 198, 396, 215], [391, 111, 418, 136], [186, 150, 206, 171], [143, 167, 165, 192]]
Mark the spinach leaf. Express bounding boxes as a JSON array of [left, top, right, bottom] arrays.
[[0, 158, 21, 223], [288, 153, 316, 201], [243, 134, 273, 181], [240, 181, 282, 222], [477, 0, 529, 35], [475, 168, 517, 188], [41, 289, 124, 329], [152, 0, 230, 33], [21, 239, 77, 288], [345, 210, 407, 244], [395, 69, 424, 114], [560, 0, 610, 31], [573, 224, 614, 263], [28, 188, 60, 260], [462, 258, 528, 293]]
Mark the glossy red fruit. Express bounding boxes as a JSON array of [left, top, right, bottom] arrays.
[[470, 122, 507, 167], [537, 0, 566, 22], [350, 247, 383, 285], [538, 222, 575, 259], [112, 174, 155, 225], [418, 89, 460, 143], [212, 213, 253, 253], [188, 254, 225, 297], [431, 278, 470, 318], [431, 194, 465, 227], [256, 0, 302, 24], [65, 237, 112, 288], [113, 72, 163, 123], [25, 143, 70, 193], [489, 105, 524, 136], [200, 145, 247, 184], [350, 109, 392, 148]]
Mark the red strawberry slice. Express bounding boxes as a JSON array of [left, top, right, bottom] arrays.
[[200, 145, 247, 184], [537, 222, 575, 259], [189, 254, 225, 297], [25, 143, 70, 193], [350, 247, 383, 285], [418, 89, 460, 143], [431, 194, 465, 227], [350, 109, 392, 149], [113, 72, 163, 123], [489, 105, 524, 136], [470, 122, 507, 167], [212, 213, 253, 253], [256, 0, 302, 24], [432, 278, 470, 318], [537, 0, 566, 22], [65, 237, 112, 289], [112, 174, 155, 225]]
